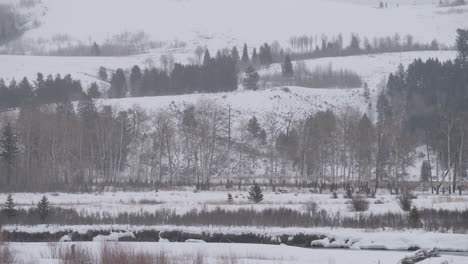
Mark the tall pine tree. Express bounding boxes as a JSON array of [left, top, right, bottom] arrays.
[[241, 43, 249, 63], [3, 194, 16, 219], [282, 55, 294, 78], [0, 122, 18, 186], [109, 69, 127, 98], [130, 65, 143, 97]]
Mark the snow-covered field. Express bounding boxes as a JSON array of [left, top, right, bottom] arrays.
[[2, 0, 467, 51], [2, 190, 467, 216], [1, 0, 467, 262], [6, 241, 468, 264]]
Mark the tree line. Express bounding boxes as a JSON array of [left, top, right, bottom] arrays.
[[0, 74, 85, 110], [0, 31, 466, 193], [106, 50, 238, 98], [287, 33, 442, 61], [381, 28, 468, 193]]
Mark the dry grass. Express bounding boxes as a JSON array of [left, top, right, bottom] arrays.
[[48, 243, 291, 264], [0, 244, 15, 264], [432, 196, 468, 203], [48, 242, 94, 264]]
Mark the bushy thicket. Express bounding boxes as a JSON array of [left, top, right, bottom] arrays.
[[0, 207, 467, 232]]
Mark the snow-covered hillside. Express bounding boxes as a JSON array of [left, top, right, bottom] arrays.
[[1, 0, 467, 54], [101, 86, 364, 119], [0, 50, 457, 118]]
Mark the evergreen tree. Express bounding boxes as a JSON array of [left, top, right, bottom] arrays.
[[455, 28, 468, 68], [251, 48, 258, 65], [203, 49, 211, 65], [3, 194, 16, 219], [109, 68, 127, 98], [37, 195, 50, 222], [231, 47, 240, 62], [247, 116, 261, 137], [0, 79, 11, 108], [242, 66, 259, 90], [98, 67, 108, 81], [77, 95, 98, 130], [408, 206, 422, 228], [248, 183, 263, 203], [281, 55, 294, 78], [130, 65, 143, 97], [420, 160, 431, 182], [91, 42, 101, 56], [259, 43, 272, 66], [0, 122, 18, 185], [241, 43, 250, 63], [87, 82, 101, 98], [16, 77, 34, 104], [349, 34, 361, 52]]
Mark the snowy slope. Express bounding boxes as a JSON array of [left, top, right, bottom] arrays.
[[100, 86, 364, 119], [2, 0, 468, 54], [261, 50, 457, 93], [0, 50, 457, 120]]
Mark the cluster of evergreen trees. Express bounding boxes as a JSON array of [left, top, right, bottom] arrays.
[[0, 74, 85, 110], [380, 28, 468, 192], [239, 43, 274, 67], [108, 50, 238, 98], [2, 194, 50, 222]]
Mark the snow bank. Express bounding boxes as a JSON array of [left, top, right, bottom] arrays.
[[3, 225, 468, 252], [93, 232, 136, 242]]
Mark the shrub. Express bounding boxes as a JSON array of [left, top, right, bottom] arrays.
[[408, 206, 422, 228], [248, 183, 263, 203], [398, 192, 413, 212], [351, 194, 370, 212], [227, 193, 233, 204], [303, 199, 319, 214]]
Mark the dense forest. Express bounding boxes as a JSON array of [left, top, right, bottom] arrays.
[[0, 30, 466, 193]]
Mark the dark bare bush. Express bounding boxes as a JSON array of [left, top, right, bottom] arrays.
[[303, 199, 319, 214], [398, 192, 413, 212], [350, 195, 370, 212], [136, 198, 163, 205]]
